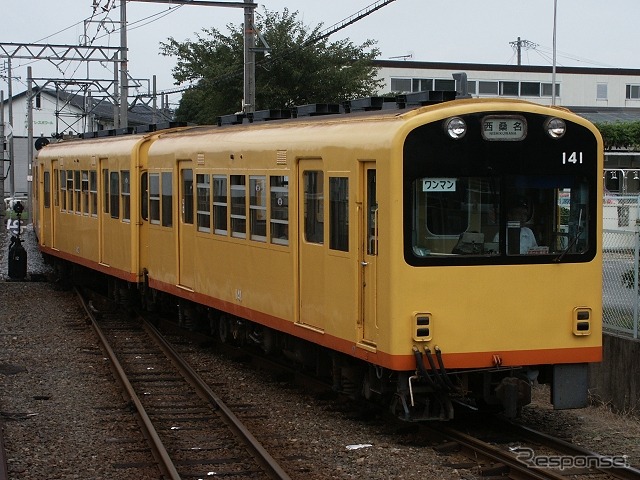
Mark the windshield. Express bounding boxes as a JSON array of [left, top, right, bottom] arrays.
[[411, 175, 590, 259]]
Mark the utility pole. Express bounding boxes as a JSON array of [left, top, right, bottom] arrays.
[[552, 0, 558, 106], [7, 57, 14, 197], [27, 67, 33, 220], [128, 0, 258, 115], [243, 0, 255, 114], [509, 37, 537, 66], [120, 0, 128, 128]]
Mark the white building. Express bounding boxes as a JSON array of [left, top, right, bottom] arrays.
[[2, 88, 171, 197], [374, 60, 640, 113]]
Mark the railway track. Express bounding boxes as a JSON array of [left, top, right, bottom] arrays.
[[423, 415, 640, 480], [76, 288, 291, 480]]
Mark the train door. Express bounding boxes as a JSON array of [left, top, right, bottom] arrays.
[[359, 163, 377, 347], [177, 163, 195, 290], [297, 159, 325, 331], [98, 158, 108, 265]]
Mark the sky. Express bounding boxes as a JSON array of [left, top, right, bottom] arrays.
[[1, 0, 639, 108]]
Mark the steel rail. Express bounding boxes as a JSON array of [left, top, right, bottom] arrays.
[[428, 424, 568, 480], [142, 319, 292, 480], [507, 421, 640, 480], [75, 289, 181, 480]]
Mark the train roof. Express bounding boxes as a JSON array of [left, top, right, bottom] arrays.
[[35, 92, 596, 158]]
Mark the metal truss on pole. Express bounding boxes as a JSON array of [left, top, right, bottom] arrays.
[[0, 42, 124, 197], [0, 42, 121, 64]]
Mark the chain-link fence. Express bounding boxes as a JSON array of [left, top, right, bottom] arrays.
[[603, 195, 640, 338]]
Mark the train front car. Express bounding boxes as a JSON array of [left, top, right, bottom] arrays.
[[390, 100, 602, 420]]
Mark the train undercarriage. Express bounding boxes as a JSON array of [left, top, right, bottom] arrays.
[[49, 257, 543, 422]]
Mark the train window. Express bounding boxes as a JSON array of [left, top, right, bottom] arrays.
[[44, 171, 50, 208], [121, 171, 130, 222], [181, 169, 194, 225], [74, 170, 81, 214], [304, 171, 324, 244], [213, 175, 228, 236], [90, 171, 97, 217], [196, 173, 211, 233], [81, 170, 89, 216], [367, 169, 377, 255], [67, 171, 74, 213], [270, 176, 288, 246], [141, 173, 148, 221], [102, 169, 109, 215], [410, 175, 592, 260], [329, 177, 349, 252], [149, 173, 160, 224], [60, 170, 67, 211], [109, 172, 120, 219], [161, 172, 173, 227], [231, 175, 247, 239], [250, 176, 267, 242]]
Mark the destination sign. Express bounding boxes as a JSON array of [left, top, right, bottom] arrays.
[[482, 116, 527, 141]]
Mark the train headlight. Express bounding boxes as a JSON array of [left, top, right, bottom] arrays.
[[545, 117, 566, 139], [445, 117, 467, 139]]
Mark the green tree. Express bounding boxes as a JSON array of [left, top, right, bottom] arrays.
[[595, 121, 640, 150], [160, 8, 382, 124]]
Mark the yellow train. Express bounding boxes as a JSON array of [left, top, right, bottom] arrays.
[[33, 95, 603, 420]]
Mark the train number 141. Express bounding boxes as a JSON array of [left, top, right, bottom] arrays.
[[562, 151, 583, 165]]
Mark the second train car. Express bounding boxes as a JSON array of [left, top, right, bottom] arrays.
[[33, 95, 603, 420]]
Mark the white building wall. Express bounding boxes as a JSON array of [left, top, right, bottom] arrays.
[[375, 61, 640, 109]]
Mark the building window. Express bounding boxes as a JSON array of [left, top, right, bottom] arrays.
[[478, 81, 499, 95], [270, 176, 289, 246], [597, 83, 608, 100], [230, 175, 246, 239], [329, 177, 349, 252], [520, 82, 541, 97], [412, 78, 433, 92], [467, 81, 477, 95], [626, 85, 640, 99], [196, 173, 211, 232], [542, 83, 560, 97], [500, 81, 519, 96], [121, 170, 130, 222], [249, 175, 267, 242], [213, 175, 228, 235], [390, 77, 412, 93], [434, 79, 455, 91]]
